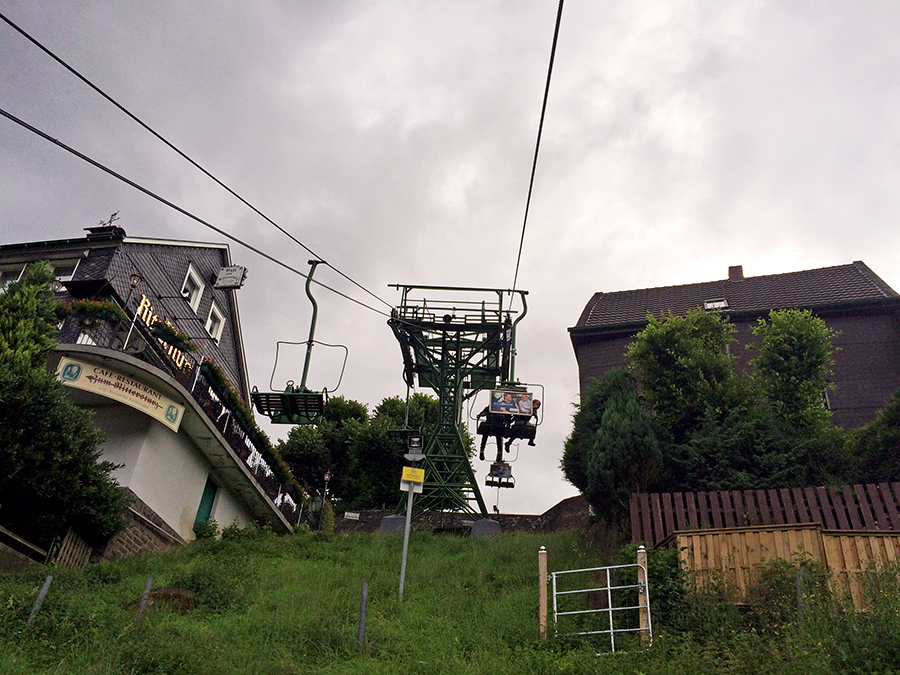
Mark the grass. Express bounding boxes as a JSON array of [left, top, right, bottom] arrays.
[[2, 528, 900, 674]]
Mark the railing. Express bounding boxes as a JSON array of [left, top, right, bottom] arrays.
[[56, 311, 300, 524]]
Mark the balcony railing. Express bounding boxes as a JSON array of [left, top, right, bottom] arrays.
[[56, 308, 301, 524]]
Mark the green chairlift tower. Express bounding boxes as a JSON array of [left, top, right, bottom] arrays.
[[388, 284, 528, 519]]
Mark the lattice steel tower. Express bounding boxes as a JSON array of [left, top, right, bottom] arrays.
[[388, 285, 528, 518]]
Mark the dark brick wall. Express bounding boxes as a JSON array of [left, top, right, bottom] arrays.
[[572, 310, 900, 430]]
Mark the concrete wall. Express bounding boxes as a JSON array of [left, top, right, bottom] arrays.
[[93, 401, 257, 542]]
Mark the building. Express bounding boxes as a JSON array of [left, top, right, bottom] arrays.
[[569, 262, 900, 430], [0, 226, 300, 562]]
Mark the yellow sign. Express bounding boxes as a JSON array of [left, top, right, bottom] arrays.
[[401, 466, 425, 483], [57, 357, 185, 432]]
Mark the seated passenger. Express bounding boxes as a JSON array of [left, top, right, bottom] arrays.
[[506, 399, 540, 450]]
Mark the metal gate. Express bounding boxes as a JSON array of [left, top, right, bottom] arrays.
[[551, 561, 652, 653]]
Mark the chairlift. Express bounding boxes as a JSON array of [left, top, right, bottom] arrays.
[[485, 461, 515, 489], [476, 386, 543, 460], [251, 260, 331, 426]]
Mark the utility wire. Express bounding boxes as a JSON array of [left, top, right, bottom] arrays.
[[0, 106, 391, 318], [0, 10, 393, 312], [511, 0, 564, 292]]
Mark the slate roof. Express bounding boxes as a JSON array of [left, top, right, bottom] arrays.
[[573, 262, 898, 330]]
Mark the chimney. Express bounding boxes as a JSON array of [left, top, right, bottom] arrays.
[[728, 265, 743, 281]]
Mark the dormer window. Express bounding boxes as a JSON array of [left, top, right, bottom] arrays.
[[703, 298, 729, 311], [205, 301, 226, 343], [181, 264, 205, 312]]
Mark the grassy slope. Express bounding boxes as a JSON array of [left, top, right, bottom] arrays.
[[0, 529, 893, 674]]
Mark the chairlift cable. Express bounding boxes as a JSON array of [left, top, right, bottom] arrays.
[[0, 10, 394, 312], [0, 106, 392, 318], [511, 0, 565, 293]]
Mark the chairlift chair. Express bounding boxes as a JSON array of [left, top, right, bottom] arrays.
[[251, 260, 328, 426]]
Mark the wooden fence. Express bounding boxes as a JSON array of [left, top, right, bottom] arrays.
[[676, 523, 900, 610], [631, 482, 900, 548]]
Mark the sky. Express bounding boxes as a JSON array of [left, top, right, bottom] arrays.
[[2, 1, 900, 516]]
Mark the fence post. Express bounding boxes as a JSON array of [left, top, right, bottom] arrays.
[[27, 575, 53, 627], [538, 546, 548, 640], [135, 577, 153, 628], [358, 582, 368, 652], [637, 545, 650, 646]]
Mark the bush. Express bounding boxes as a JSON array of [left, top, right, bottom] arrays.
[[192, 519, 219, 540]]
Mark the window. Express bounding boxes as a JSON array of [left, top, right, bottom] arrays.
[[0, 264, 25, 291], [205, 301, 226, 342], [50, 259, 79, 283], [181, 264, 205, 312], [703, 298, 729, 311]]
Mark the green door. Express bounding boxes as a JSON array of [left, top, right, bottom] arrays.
[[194, 476, 218, 530]]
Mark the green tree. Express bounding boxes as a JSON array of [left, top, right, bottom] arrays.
[[750, 309, 838, 432], [0, 261, 58, 367], [627, 309, 741, 444], [0, 262, 128, 546], [848, 385, 900, 482], [562, 369, 663, 525]]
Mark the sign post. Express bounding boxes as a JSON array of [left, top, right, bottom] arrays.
[[398, 450, 425, 600]]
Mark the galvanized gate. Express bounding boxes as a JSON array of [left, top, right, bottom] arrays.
[[551, 559, 652, 653]]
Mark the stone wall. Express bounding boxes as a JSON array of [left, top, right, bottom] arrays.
[[94, 489, 184, 561], [335, 495, 589, 535]]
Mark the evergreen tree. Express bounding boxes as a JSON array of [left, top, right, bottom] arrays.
[[0, 262, 128, 546], [562, 369, 662, 524]]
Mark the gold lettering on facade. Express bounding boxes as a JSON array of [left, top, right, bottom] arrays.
[[136, 294, 191, 370]]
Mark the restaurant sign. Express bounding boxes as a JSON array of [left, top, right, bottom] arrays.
[[57, 356, 185, 432]]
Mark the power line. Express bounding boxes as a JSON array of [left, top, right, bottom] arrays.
[[512, 0, 565, 293], [0, 106, 392, 318], [0, 9, 394, 312]]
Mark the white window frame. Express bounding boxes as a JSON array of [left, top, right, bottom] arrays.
[[205, 301, 226, 342], [0, 263, 26, 291], [50, 259, 80, 283], [181, 263, 205, 312], [703, 298, 729, 311]]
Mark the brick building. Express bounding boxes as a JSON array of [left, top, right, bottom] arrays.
[[569, 262, 900, 430]]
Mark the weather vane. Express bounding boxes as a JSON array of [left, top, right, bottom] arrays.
[[98, 211, 119, 227]]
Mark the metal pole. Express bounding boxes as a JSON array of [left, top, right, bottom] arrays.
[[27, 575, 53, 627], [300, 260, 322, 389], [358, 582, 368, 651], [538, 546, 548, 640], [398, 488, 415, 599]]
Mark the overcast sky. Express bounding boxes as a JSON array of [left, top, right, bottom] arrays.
[[2, 1, 899, 515]]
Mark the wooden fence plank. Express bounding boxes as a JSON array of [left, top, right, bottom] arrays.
[[830, 486, 851, 530], [698, 492, 712, 528], [639, 492, 653, 545], [815, 486, 838, 530], [662, 492, 676, 539], [780, 489, 797, 524], [791, 488, 810, 523], [868, 484, 890, 530], [686, 492, 699, 530], [854, 484, 877, 529], [767, 489, 784, 524], [651, 492, 665, 546], [757, 490, 773, 525], [743, 490, 760, 526], [673, 492, 687, 530], [721, 491, 736, 528], [732, 491, 748, 527], [710, 492, 723, 529], [843, 485, 863, 529], [881, 483, 900, 530]]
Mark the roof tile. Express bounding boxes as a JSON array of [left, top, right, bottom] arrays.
[[575, 262, 898, 328]]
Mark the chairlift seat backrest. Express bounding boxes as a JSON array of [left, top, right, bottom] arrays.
[[251, 387, 324, 426]]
